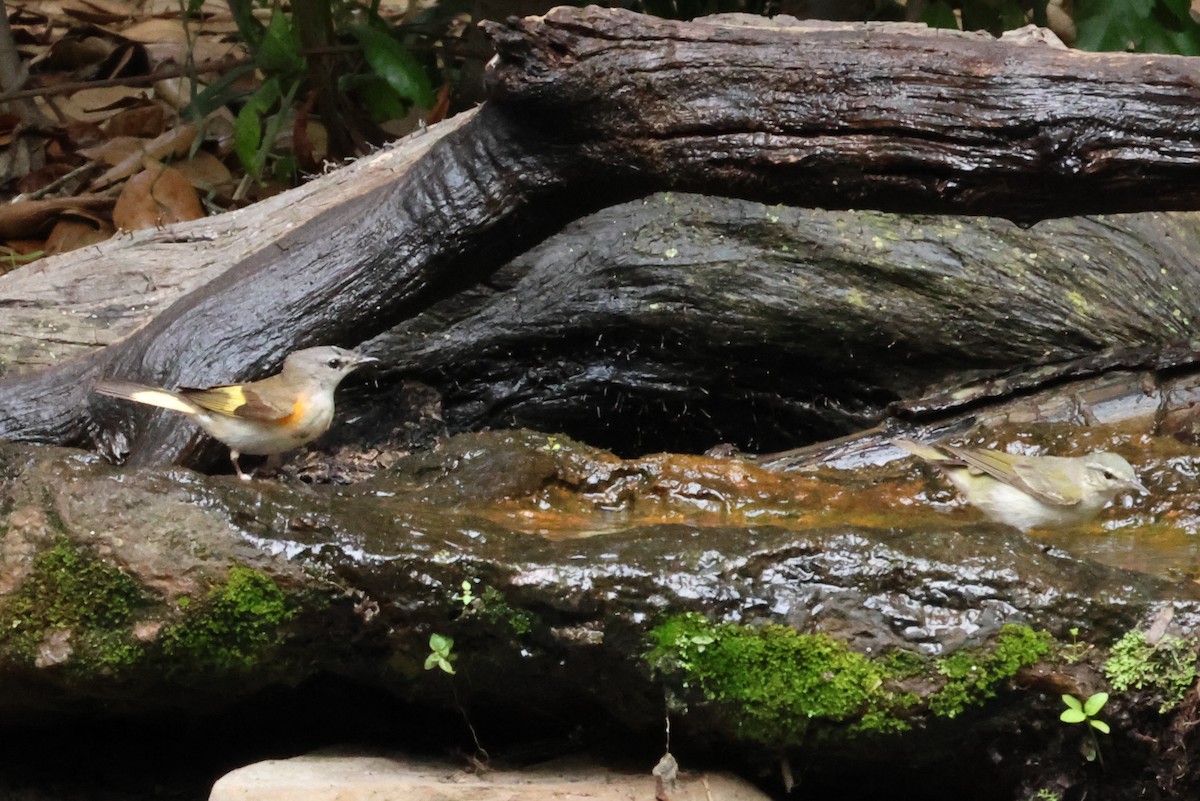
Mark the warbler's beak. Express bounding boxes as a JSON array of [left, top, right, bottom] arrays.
[[1128, 476, 1150, 495], [354, 354, 380, 366]]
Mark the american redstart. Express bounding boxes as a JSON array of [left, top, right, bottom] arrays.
[[94, 346, 377, 480]]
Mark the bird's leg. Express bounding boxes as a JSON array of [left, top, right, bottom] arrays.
[[230, 450, 252, 481]]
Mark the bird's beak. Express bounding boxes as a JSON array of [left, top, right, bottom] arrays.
[[354, 353, 379, 366], [1129, 477, 1150, 495]]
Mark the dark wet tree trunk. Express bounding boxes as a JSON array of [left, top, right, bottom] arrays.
[[3, 7, 1200, 467]]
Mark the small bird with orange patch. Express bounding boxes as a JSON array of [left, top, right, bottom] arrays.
[[93, 346, 377, 480]]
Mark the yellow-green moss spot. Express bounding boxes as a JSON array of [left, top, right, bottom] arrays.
[[0, 539, 147, 671], [646, 613, 910, 744], [1104, 630, 1198, 712], [160, 566, 292, 672], [928, 624, 1051, 718]]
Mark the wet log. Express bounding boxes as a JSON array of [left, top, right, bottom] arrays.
[[6, 7, 1200, 468], [351, 194, 1200, 455]]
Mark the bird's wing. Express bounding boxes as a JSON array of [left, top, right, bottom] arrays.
[[1010, 460, 1083, 506], [942, 445, 1081, 506], [180, 380, 293, 421]]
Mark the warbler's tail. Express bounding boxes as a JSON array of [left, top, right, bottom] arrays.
[[893, 438, 951, 464], [93, 381, 198, 415]]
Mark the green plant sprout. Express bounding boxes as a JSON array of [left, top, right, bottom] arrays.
[[456, 580, 475, 609], [1060, 692, 1110, 733], [1061, 692, 1110, 764], [1061, 626, 1091, 664], [425, 633, 456, 674]]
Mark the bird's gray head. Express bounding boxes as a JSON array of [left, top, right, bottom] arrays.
[[281, 346, 377, 389], [1082, 452, 1148, 497]]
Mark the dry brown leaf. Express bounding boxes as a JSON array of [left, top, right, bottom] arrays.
[[173, 150, 234, 194], [16, 161, 81, 194], [144, 37, 242, 71], [117, 17, 187, 44], [77, 134, 144, 165], [44, 211, 114, 254], [89, 121, 196, 188], [112, 163, 204, 230], [52, 85, 150, 124], [61, 0, 133, 24], [46, 33, 116, 69], [0, 196, 114, 239], [104, 102, 165, 137]]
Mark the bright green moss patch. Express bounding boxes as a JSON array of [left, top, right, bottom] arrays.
[[649, 615, 1052, 746], [0, 538, 148, 671], [647, 613, 910, 743], [160, 566, 293, 672], [1104, 630, 1198, 711], [928, 624, 1052, 718]]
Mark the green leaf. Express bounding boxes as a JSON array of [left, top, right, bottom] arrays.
[[1076, 0, 1200, 54], [233, 78, 282, 175], [1061, 694, 1083, 712], [436, 656, 456, 674], [429, 632, 453, 655], [1060, 708, 1087, 723], [180, 63, 258, 122], [921, 0, 960, 29], [1083, 692, 1109, 716], [259, 10, 306, 77], [225, 0, 265, 50], [350, 74, 410, 122], [353, 25, 435, 109], [1090, 719, 1111, 734]]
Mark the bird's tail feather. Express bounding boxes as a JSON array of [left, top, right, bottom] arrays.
[[893, 438, 951, 464], [93, 381, 197, 415]]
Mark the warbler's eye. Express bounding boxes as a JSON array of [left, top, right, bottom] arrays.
[[1101, 469, 1117, 481], [327, 358, 343, 369]]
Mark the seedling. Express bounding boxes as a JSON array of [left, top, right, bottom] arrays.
[[1061, 692, 1110, 733]]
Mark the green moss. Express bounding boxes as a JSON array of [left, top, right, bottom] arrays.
[[648, 616, 1053, 746], [0, 539, 148, 671], [1104, 630, 1198, 711], [160, 566, 292, 672], [928, 624, 1051, 718], [476, 586, 534, 636], [646, 613, 910, 744]]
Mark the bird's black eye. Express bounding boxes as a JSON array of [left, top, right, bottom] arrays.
[[327, 358, 343, 369], [1101, 470, 1117, 481]]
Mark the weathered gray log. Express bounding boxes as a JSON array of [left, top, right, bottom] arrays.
[[6, 8, 1200, 469]]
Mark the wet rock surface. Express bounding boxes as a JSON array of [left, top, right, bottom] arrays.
[[0, 429, 1197, 799]]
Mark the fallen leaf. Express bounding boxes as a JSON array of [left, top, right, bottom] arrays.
[[44, 210, 114, 253], [90, 122, 196, 188], [112, 162, 204, 230], [104, 101, 164, 137], [173, 149, 234, 194], [0, 196, 114, 239]]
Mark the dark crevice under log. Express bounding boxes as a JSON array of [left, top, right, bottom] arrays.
[[6, 8, 1200, 467]]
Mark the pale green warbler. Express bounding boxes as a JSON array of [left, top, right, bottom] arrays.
[[896, 439, 1148, 531]]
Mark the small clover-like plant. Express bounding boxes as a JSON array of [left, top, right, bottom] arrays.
[[1061, 692, 1110, 733], [424, 633, 457, 675], [1061, 692, 1111, 763]]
